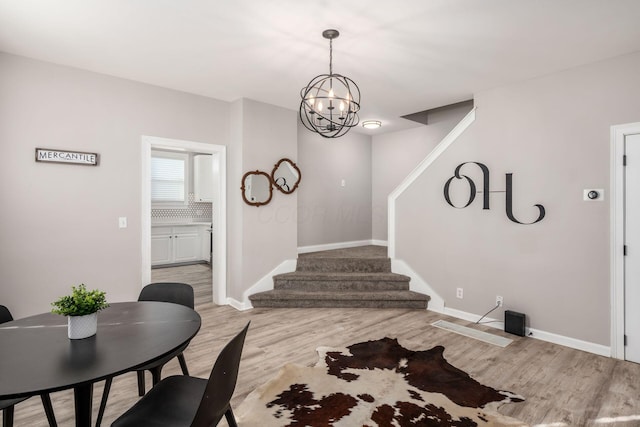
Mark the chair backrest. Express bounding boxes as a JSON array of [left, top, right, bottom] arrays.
[[191, 322, 250, 427], [0, 305, 13, 324], [138, 282, 194, 309]]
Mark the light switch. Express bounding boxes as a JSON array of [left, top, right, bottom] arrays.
[[118, 217, 128, 228], [341, 179, 346, 187]]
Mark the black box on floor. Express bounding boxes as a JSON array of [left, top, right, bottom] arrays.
[[504, 310, 526, 336]]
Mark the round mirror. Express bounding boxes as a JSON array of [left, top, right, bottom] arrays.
[[241, 170, 273, 207], [271, 158, 301, 194]]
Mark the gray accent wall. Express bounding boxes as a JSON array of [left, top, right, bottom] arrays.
[[231, 99, 297, 299], [297, 126, 372, 247], [372, 107, 470, 242], [394, 51, 640, 346]]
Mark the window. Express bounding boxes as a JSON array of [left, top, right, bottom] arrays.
[[151, 151, 188, 203]]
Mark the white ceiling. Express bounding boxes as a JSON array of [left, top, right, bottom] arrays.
[[2, 0, 640, 134]]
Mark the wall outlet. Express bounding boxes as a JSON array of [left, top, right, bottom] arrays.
[[118, 217, 128, 229], [456, 288, 463, 299], [496, 295, 503, 306]]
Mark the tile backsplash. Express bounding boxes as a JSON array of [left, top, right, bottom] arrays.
[[152, 193, 212, 223]]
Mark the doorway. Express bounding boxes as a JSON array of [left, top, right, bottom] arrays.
[[611, 122, 640, 361], [141, 136, 227, 305]]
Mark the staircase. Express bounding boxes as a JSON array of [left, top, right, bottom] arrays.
[[249, 246, 430, 309]]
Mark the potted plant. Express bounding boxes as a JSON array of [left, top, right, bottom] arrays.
[[51, 284, 109, 339]]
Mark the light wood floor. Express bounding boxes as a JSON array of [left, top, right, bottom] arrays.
[[10, 304, 640, 426], [151, 263, 213, 306]]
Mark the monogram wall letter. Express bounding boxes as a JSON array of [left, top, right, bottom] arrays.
[[443, 162, 546, 225]]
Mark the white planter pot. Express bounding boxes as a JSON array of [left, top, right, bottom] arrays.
[[68, 312, 97, 339]]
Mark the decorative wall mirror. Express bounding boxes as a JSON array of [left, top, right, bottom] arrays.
[[271, 158, 301, 194], [241, 170, 273, 207]]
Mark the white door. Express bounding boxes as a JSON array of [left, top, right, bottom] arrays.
[[625, 133, 640, 363]]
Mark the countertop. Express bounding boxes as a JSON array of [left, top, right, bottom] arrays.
[[151, 221, 212, 227]]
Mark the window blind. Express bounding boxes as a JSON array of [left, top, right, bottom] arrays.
[[151, 155, 186, 202]]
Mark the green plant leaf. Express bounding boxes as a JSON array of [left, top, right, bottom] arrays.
[[51, 284, 109, 316]]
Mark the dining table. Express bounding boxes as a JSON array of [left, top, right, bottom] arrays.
[[0, 301, 201, 427]]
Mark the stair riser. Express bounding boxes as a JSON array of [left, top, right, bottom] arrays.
[[274, 280, 409, 292], [296, 258, 391, 273], [251, 300, 428, 309]]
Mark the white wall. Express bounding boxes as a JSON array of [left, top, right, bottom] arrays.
[[393, 51, 640, 346], [297, 126, 372, 247], [372, 107, 470, 242], [0, 53, 230, 317]]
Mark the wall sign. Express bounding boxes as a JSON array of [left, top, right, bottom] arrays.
[[35, 148, 99, 166], [443, 162, 545, 225]]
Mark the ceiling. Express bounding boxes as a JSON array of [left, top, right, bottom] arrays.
[[2, 0, 640, 135]]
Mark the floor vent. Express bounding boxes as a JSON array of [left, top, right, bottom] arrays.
[[431, 320, 513, 347]]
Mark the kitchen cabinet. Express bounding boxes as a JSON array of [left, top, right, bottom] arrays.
[[193, 154, 213, 202], [151, 225, 206, 266], [151, 227, 173, 265]]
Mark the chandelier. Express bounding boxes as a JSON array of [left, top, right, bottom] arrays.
[[299, 29, 361, 138]]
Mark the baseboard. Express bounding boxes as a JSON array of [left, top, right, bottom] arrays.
[[236, 259, 297, 310], [298, 240, 383, 254], [227, 297, 249, 311], [441, 307, 610, 357], [391, 259, 444, 312], [525, 326, 610, 357]]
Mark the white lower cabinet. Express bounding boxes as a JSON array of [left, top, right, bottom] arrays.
[[151, 225, 206, 266], [151, 228, 173, 265]]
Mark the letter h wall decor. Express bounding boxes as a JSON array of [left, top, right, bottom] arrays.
[[443, 162, 546, 225]]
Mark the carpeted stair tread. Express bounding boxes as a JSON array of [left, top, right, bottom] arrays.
[[273, 271, 410, 281], [295, 257, 391, 273], [273, 272, 410, 291], [251, 289, 429, 300], [250, 290, 429, 309]]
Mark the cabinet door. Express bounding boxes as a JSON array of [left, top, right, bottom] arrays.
[[194, 155, 213, 202], [151, 234, 173, 265], [173, 229, 201, 263], [199, 225, 212, 262]]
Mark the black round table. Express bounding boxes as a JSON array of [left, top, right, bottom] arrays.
[[0, 301, 201, 427]]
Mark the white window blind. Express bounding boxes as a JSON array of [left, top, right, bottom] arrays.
[[151, 153, 186, 202]]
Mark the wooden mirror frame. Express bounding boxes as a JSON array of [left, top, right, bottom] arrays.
[[271, 158, 301, 195], [240, 170, 273, 207]]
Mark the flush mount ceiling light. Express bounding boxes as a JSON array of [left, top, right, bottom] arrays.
[[362, 120, 381, 129], [299, 29, 361, 139]]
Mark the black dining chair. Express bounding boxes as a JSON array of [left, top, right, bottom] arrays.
[[0, 305, 58, 427], [111, 321, 250, 427], [96, 283, 195, 427]]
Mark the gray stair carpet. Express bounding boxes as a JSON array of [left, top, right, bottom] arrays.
[[249, 245, 430, 309]]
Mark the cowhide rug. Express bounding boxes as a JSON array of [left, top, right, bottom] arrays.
[[237, 338, 528, 427]]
